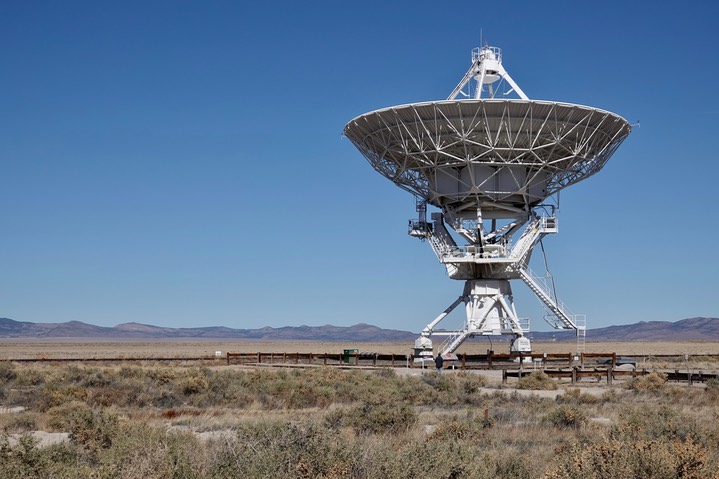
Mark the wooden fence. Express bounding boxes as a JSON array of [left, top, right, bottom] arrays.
[[503, 367, 719, 385], [225, 351, 719, 386], [225, 352, 411, 367], [225, 351, 604, 369]]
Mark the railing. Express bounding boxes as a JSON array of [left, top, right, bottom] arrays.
[[503, 367, 719, 385], [574, 315, 587, 353], [520, 265, 577, 330], [411, 215, 557, 266], [225, 351, 582, 370], [472, 45, 501, 64], [508, 217, 542, 263], [435, 315, 531, 356], [437, 332, 461, 355], [408, 220, 431, 238], [539, 215, 558, 233], [226, 352, 411, 368]]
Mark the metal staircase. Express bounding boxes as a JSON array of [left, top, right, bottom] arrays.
[[408, 210, 586, 355], [427, 232, 450, 259], [438, 330, 471, 356], [518, 266, 578, 330], [509, 217, 542, 263]]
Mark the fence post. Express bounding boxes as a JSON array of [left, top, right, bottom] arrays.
[[607, 366, 613, 385], [571, 367, 577, 384], [502, 369, 507, 384]]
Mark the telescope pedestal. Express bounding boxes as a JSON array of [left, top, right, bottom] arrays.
[[415, 279, 531, 359]]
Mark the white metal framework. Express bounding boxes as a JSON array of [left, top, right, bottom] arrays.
[[346, 100, 629, 219], [344, 45, 630, 359], [448, 46, 529, 100]]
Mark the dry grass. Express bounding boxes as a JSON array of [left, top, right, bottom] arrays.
[[0, 339, 412, 360], [2, 361, 719, 478], [2, 339, 719, 360]]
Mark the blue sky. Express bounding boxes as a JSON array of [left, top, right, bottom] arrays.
[[2, 1, 718, 333]]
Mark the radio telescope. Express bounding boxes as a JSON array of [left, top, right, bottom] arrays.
[[344, 46, 631, 359]]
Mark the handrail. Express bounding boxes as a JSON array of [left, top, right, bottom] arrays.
[[519, 265, 577, 330]]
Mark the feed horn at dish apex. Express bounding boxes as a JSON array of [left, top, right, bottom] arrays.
[[344, 45, 631, 361]]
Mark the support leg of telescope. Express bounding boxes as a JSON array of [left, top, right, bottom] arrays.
[[414, 296, 464, 363], [415, 280, 532, 359]]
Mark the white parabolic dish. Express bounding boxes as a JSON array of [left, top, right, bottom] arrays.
[[344, 99, 631, 219]]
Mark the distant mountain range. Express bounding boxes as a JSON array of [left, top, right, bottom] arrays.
[[529, 317, 719, 342], [0, 318, 416, 342], [0, 317, 717, 342]]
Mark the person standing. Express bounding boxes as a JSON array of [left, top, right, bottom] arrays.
[[435, 354, 444, 372]]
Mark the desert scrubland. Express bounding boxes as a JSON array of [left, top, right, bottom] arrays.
[[1, 340, 719, 478]]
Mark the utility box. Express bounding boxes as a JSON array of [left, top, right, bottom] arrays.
[[342, 349, 359, 364]]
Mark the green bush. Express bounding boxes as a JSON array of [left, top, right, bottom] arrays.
[[611, 404, 698, 443], [46, 401, 90, 431], [626, 371, 667, 391], [0, 361, 17, 382], [426, 416, 491, 441], [556, 388, 599, 404], [545, 438, 717, 479], [11, 367, 44, 387], [100, 423, 207, 479], [421, 371, 457, 393], [178, 368, 210, 395], [352, 402, 418, 435], [330, 401, 418, 435], [457, 371, 487, 394], [544, 404, 587, 429], [211, 421, 352, 478], [374, 367, 397, 378], [3, 413, 38, 433], [0, 433, 84, 479], [517, 371, 558, 390], [65, 405, 120, 454], [704, 378, 719, 392]]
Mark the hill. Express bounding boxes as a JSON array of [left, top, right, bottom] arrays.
[[0, 317, 717, 342], [0, 318, 416, 342], [529, 317, 719, 342]]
